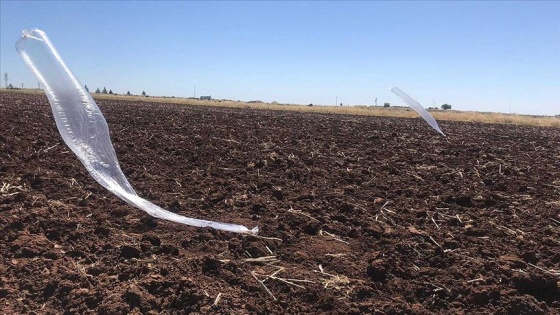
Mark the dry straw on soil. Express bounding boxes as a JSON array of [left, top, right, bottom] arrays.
[[5, 88, 560, 128]]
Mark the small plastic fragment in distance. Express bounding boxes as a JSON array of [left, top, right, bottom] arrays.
[[390, 86, 445, 136], [16, 29, 257, 235]]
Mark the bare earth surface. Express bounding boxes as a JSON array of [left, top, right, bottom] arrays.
[[1, 91, 559, 314]]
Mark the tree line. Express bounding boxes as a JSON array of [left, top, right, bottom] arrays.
[[85, 85, 146, 97]]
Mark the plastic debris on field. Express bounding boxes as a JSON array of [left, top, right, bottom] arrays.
[[16, 29, 257, 235], [391, 86, 445, 136]]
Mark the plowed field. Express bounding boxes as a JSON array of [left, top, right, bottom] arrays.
[[1, 91, 559, 314]]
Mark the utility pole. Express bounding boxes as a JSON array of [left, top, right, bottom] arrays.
[[21, 83, 24, 89], [3, 73, 7, 88], [336, 96, 338, 106], [375, 97, 377, 106]]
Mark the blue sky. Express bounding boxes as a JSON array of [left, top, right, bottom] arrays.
[[1, 1, 559, 115]]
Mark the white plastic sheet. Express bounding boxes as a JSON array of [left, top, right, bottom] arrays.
[[16, 29, 257, 234], [391, 86, 445, 136]]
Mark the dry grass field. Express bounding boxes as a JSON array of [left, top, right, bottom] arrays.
[[3, 88, 560, 128]]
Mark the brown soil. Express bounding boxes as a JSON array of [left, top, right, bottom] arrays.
[[1, 91, 559, 314]]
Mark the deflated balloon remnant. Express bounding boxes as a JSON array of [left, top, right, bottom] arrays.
[[391, 86, 445, 136], [16, 29, 257, 235]]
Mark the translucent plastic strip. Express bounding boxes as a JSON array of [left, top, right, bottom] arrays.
[[16, 29, 257, 234], [391, 86, 445, 136]]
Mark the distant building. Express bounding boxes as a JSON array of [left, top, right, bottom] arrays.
[[200, 95, 211, 100]]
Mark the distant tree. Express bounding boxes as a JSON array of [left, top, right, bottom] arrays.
[[127, 91, 131, 96], [441, 104, 452, 110], [7, 83, 13, 89], [109, 89, 113, 94], [95, 87, 101, 93], [84, 85, 89, 92], [102, 87, 107, 94], [384, 102, 390, 107], [142, 90, 146, 96]]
